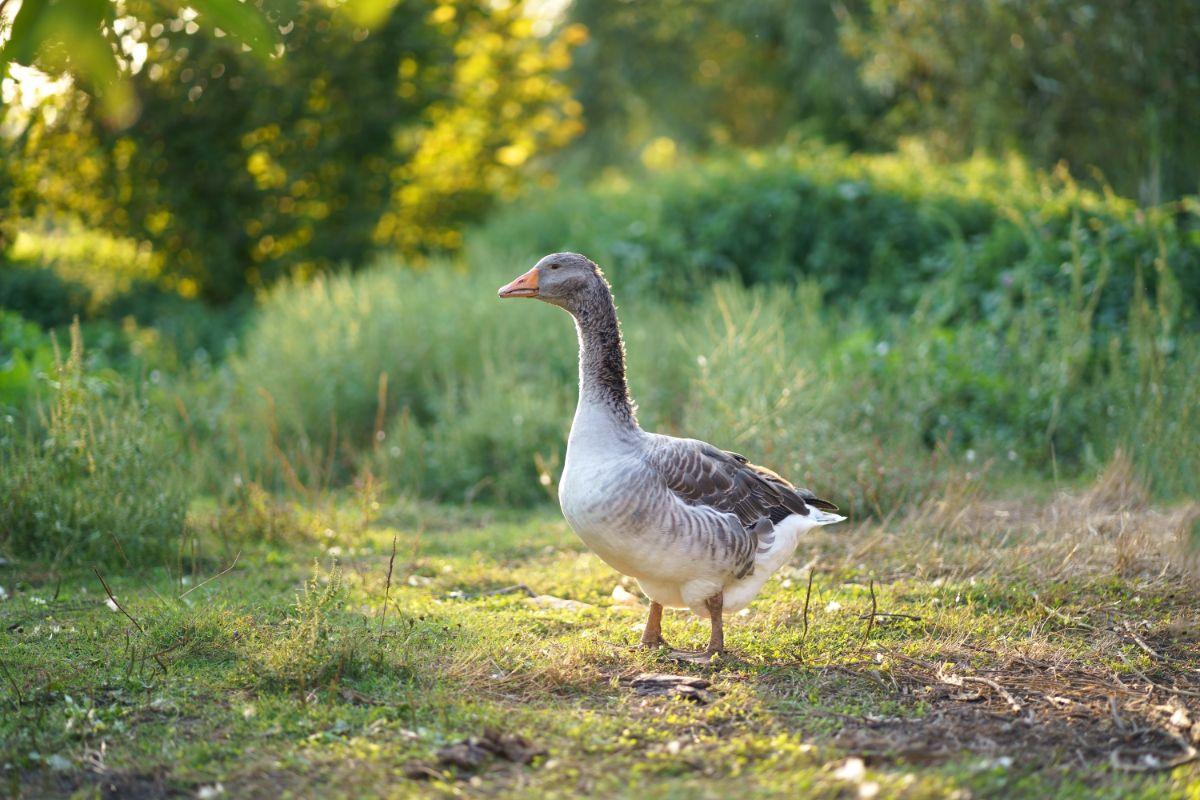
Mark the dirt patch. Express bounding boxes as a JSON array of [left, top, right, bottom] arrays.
[[831, 649, 1200, 772], [19, 768, 183, 800]]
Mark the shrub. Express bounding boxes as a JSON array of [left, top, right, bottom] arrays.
[[476, 145, 1200, 329], [227, 260, 577, 499], [0, 265, 92, 329], [219, 146, 1199, 513], [0, 310, 55, 412], [665, 283, 944, 518], [0, 322, 193, 567]]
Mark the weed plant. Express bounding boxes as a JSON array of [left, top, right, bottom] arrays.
[[0, 321, 193, 567]]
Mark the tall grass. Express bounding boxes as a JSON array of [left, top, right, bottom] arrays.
[[224, 262, 577, 505], [0, 321, 193, 567], [219, 242, 1197, 516], [213, 145, 1198, 515]]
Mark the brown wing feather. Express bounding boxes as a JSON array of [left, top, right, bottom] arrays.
[[647, 438, 838, 526]]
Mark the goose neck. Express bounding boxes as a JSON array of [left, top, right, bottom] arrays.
[[571, 287, 637, 429]]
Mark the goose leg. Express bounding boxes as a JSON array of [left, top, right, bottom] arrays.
[[640, 601, 670, 648], [669, 592, 724, 663], [704, 592, 724, 655]]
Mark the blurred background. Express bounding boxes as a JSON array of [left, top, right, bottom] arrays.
[[1, 0, 1198, 567]]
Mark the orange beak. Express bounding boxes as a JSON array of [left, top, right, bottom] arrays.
[[498, 266, 539, 298]]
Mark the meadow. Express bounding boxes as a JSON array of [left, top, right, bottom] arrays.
[[2, 143, 1199, 798]]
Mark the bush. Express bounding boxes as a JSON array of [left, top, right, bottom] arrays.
[[0, 265, 92, 329], [100, 282, 250, 368], [476, 145, 1200, 330], [226, 260, 577, 502], [0, 310, 55, 412], [225, 259, 941, 514], [0, 322, 193, 567], [218, 146, 1199, 514]]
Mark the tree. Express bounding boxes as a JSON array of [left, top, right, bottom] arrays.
[[842, 0, 1200, 202], [2, 0, 582, 301], [563, 0, 880, 168]]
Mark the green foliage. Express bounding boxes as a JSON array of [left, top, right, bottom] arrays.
[[247, 559, 369, 690], [0, 264, 92, 329], [473, 148, 1199, 501], [480, 147, 1200, 327], [4, 0, 581, 302], [0, 310, 55, 410], [565, 0, 880, 165], [1, 0, 276, 127], [226, 261, 576, 504], [560, 0, 1199, 202], [0, 321, 192, 566], [842, 0, 1200, 202]]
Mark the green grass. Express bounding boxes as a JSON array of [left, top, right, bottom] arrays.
[[3, 480, 1198, 799], [3, 144, 1199, 797], [0, 321, 193, 568]]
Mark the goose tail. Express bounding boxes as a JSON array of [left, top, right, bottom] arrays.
[[807, 507, 846, 526]]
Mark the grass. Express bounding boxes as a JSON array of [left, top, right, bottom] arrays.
[[0, 321, 193, 568], [3, 144, 1199, 797], [3, 464, 1198, 798]]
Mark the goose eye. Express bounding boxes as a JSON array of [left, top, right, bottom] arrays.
[[549, 263, 560, 270]]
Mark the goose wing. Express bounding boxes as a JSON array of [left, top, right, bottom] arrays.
[[644, 436, 838, 527]]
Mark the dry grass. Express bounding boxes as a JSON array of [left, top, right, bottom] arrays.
[[817, 452, 1200, 588], [837, 654, 1198, 772]]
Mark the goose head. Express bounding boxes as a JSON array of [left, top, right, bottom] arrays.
[[498, 252, 606, 313]]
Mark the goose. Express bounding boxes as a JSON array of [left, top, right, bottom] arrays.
[[498, 252, 845, 660]]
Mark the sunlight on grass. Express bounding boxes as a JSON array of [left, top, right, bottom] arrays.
[[3, 462, 1197, 797]]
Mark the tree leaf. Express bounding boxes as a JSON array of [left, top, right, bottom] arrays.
[[3, 0, 50, 67], [184, 0, 277, 57]]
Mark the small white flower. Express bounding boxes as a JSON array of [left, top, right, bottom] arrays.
[[0, 586, 8, 602], [30, 595, 47, 606], [824, 600, 843, 613], [106, 597, 120, 612]]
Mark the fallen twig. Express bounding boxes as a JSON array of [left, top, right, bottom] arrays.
[[93, 568, 166, 674], [179, 550, 241, 599], [1115, 650, 1200, 699], [1108, 695, 1127, 733], [1039, 603, 1096, 631], [1119, 621, 1162, 661], [934, 667, 1022, 713]]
